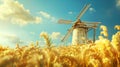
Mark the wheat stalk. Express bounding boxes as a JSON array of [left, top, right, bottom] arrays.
[[40, 32, 52, 48]]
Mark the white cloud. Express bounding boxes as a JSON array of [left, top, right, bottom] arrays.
[[0, 0, 42, 25], [30, 32, 35, 35], [0, 33, 24, 47], [68, 11, 73, 14], [51, 32, 61, 40], [116, 0, 120, 8], [89, 7, 96, 13], [39, 11, 51, 19], [39, 11, 57, 22], [40, 32, 62, 40]]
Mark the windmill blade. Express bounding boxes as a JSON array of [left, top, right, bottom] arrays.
[[61, 27, 74, 42], [86, 24, 99, 28], [83, 22, 101, 24], [58, 19, 72, 24], [82, 21, 101, 27], [76, 4, 91, 20]]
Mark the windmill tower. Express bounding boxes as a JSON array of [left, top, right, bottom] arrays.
[[58, 4, 100, 45], [72, 20, 88, 44]]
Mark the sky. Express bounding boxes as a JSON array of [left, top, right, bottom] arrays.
[[0, 0, 120, 48]]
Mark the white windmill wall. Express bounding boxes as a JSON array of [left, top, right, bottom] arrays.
[[72, 28, 87, 45]]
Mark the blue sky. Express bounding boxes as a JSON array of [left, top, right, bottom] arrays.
[[0, 0, 120, 47]]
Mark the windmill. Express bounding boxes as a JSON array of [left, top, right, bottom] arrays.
[[58, 4, 101, 45]]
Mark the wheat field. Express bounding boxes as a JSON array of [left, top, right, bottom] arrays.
[[0, 25, 120, 67]]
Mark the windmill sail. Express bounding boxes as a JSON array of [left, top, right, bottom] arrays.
[[61, 27, 74, 42], [58, 19, 72, 24], [76, 4, 91, 20]]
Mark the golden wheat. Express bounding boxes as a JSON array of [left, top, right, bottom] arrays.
[[0, 25, 120, 67]]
